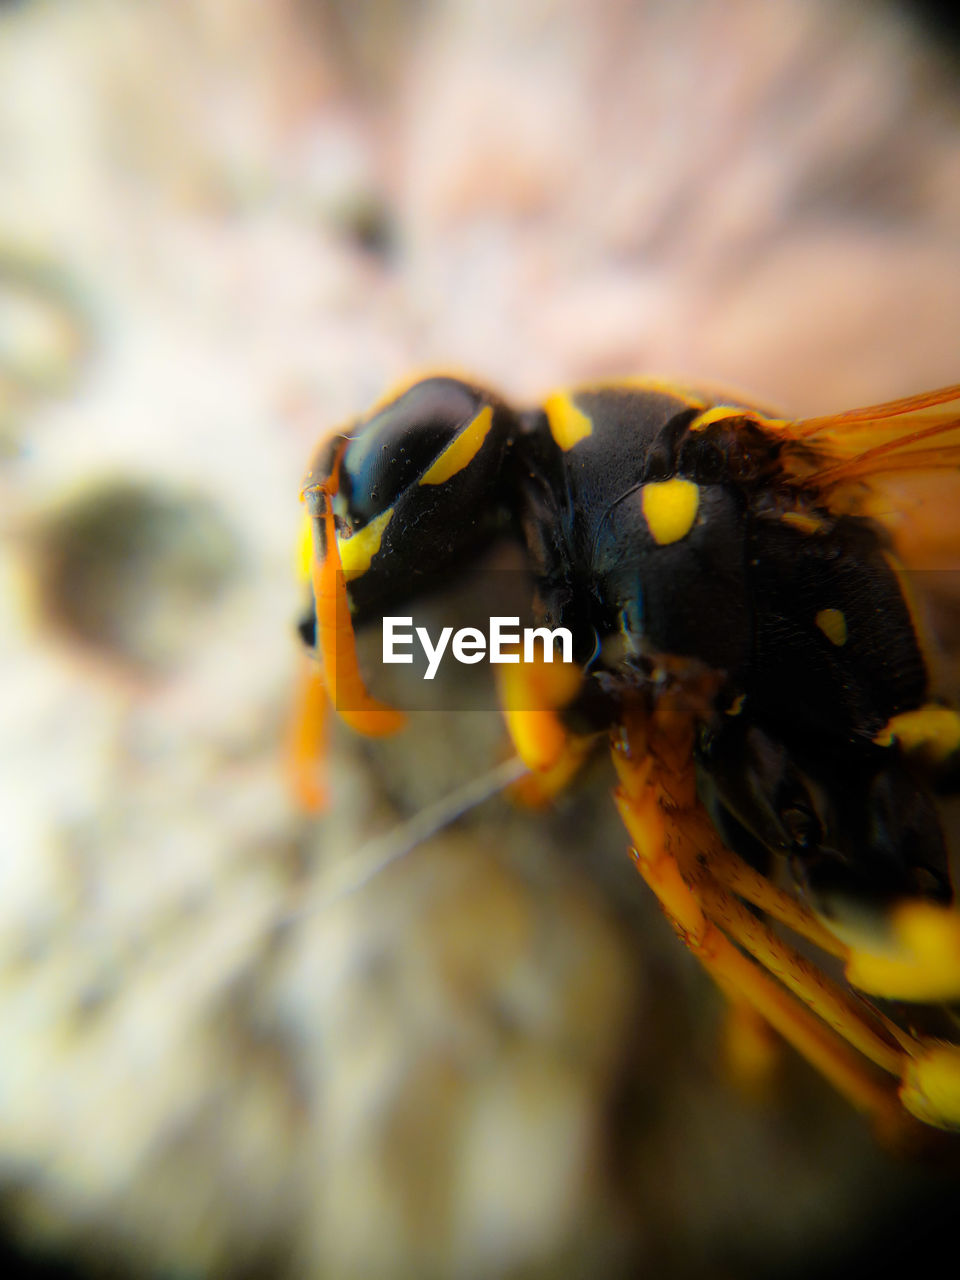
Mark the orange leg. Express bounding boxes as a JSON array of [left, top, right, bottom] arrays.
[[699, 837, 846, 959], [311, 507, 405, 735], [308, 464, 405, 737], [610, 729, 915, 1140], [664, 809, 903, 1075], [612, 780, 908, 1136], [289, 452, 404, 813], [722, 995, 781, 1095]]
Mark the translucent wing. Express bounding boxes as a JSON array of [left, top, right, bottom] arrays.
[[764, 385, 960, 700], [779, 384, 960, 490]]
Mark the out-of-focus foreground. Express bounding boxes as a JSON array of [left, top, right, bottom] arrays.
[[2, 1, 960, 1277]]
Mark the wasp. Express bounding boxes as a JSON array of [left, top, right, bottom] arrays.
[[293, 374, 960, 1140]]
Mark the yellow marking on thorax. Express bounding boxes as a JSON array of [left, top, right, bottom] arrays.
[[573, 376, 708, 409], [815, 608, 847, 646], [338, 506, 394, 580], [419, 405, 493, 485], [874, 705, 960, 761], [544, 392, 593, 450], [691, 405, 756, 432], [781, 510, 826, 535], [641, 478, 700, 545]]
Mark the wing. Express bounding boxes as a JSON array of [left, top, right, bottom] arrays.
[[777, 384, 960, 490], [763, 382, 960, 578], [760, 384, 960, 697]]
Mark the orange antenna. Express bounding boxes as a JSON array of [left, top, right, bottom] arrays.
[[310, 445, 406, 737]]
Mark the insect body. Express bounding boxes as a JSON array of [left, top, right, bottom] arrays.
[[298, 375, 960, 1137]]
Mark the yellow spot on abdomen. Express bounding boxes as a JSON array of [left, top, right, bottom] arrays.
[[815, 608, 847, 646], [544, 392, 593, 451], [419, 405, 493, 485], [901, 1043, 960, 1129], [846, 901, 960, 1006], [641, 478, 700, 545], [875, 705, 960, 761], [338, 506, 394, 580]]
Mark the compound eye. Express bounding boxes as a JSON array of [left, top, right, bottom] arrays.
[[340, 377, 492, 526]]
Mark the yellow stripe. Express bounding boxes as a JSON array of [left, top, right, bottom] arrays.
[[419, 405, 494, 485], [690, 405, 760, 433], [544, 392, 593, 450], [569, 376, 709, 409], [641, 478, 700, 545], [874, 705, 960, 761], [781, 510, 826, 535], [338, 506, 394, 580], [296, 513, 315, 582], [846, 901, 960, 1004]]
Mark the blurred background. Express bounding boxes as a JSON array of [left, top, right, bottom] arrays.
[[2, 1, 960, 1276]]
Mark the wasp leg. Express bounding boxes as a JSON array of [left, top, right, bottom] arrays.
[[695, 835, 847, 958], [674, 810, 960, 1126], [610, 738, 913, 1138], [722, 994, 781, 1095], [497, 655, 593, 803], [309, 481, 406, 737], [674, 825, 906, 1075]]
